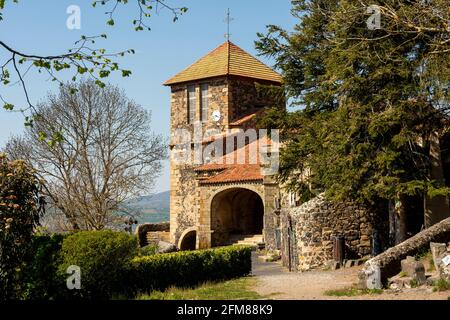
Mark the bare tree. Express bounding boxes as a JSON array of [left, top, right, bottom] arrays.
[[5, 80, 167, 230]]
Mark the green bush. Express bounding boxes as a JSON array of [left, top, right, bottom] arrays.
[[140, 244, 158, 256], [58, 230, 139, 299], [125, 245, 252, 295], [0, 155, 45, 299], [21, 234, 66, 299]]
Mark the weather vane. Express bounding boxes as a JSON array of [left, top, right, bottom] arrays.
[[224, 8, 234, 41]]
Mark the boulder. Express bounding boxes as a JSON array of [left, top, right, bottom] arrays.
[[400, 256, 426, 285], [430, 242, 450, 282], [157, 241, 177, 254]]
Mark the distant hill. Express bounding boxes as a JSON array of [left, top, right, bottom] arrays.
[[125, 191, 170, 224]]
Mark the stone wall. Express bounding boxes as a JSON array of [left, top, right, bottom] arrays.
[[280, 194, 388, 271], [169, 163, 199, 244], [169, 78, 229, 130], [228, 77, 281, 122], [169, 77, 231, 245], [168, 76, 282, 247], [135, 222, 170, 247]]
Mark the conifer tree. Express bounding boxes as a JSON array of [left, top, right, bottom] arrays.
[[257, 0, 450, 242]]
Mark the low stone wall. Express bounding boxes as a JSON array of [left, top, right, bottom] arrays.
[[135, 222, 170, 247], [280, 194, 388, 271]]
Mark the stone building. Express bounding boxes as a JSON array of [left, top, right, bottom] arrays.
[[164, 41, 283, 250], [162, 41, 450, 271]]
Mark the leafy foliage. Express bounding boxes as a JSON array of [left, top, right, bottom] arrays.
[[21, 234, 66, 300], [0, 153, 45, 299], [139, 244, 159, 256], [0, 0, 187, 143], [256, 0, 450, 205], [6, 80, 167, 231], [58, 230, 139, 299], [125, 246, 252, 296]]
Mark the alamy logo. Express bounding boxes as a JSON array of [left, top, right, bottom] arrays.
[[171, 122, 280, 176], [66, 5, 81, 30], [66, 265, 81, 290]]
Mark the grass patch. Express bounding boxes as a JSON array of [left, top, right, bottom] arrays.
[[409, 279, 419, 288], [433, 279, 450, 292], [136, 277, 272, 300], [324, 287, 383, 297]]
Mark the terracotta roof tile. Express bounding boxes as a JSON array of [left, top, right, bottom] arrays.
[[229, 110, 261, 127], [199, 165, 263, 185], [164, 41, 282, 85], [195, 137, 274, 185]]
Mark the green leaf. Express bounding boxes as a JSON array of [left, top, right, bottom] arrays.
[[3, 103, 14, 111]]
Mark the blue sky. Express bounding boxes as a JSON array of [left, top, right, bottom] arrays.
[[0, 0, 296, 193]]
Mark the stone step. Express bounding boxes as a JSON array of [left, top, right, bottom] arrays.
[[228, 234, 263, 242], [226, 234, 265, 250]]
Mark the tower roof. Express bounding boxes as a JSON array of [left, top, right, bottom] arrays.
[[163, 41, 282, 85]]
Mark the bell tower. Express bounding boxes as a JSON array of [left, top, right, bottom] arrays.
[[164, 41, 282, 246]]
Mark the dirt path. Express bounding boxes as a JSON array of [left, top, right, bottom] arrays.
[[251, 253, 449, 300]]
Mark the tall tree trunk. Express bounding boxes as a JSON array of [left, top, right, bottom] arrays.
[[388, 200, 396, 246], [394, 195, 408, 244], [424, 131, 450, 227]]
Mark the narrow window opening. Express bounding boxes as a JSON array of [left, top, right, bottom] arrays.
[[201, 84, 209, 123], [188, 85, 196, 124]]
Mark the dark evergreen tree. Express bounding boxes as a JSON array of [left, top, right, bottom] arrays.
[[256, 0, 449, 242]]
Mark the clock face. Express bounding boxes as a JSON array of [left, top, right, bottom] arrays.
[[212, 110, 221, 122]]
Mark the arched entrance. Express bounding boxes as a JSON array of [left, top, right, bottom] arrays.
[[178, 229, 197, 251], [210, 188, 264, 247]]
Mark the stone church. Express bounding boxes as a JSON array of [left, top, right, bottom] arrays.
[[164, 41, 283, 251], [162, 41, 450, 271]]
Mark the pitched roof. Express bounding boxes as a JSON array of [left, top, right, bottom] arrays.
[[199, 165, 263, 185], [164, 41, 282, 85], [195, 137, 274, 185]]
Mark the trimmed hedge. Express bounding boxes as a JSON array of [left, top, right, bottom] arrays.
[[19, 231, 252, 299], [58, 230, 139, 299], [125, 245, 252, 295]]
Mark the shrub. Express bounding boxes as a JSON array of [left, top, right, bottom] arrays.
[[0, 155, 45, 299], [140, 244, 158, 256], [58, 230, 139, 299], [21, 234, 66, 300], [125, 245, 252, 295], [433, 279, 450, 292]]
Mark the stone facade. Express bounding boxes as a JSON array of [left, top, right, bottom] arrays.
[[168, 75, 282, 248], [279, 194, 388, 271], [228, 78, 280, 122]]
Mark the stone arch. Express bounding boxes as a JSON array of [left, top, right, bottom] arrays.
[[178, 227, 197, 251], [210, 187, 264, 247]]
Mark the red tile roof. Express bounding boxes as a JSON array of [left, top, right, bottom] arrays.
[[196, 137, 273, 185], [199, 165, 262, 185], [229, 111, 259, 127]]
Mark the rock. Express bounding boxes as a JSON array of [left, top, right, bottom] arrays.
[[157, 241, 177, 254], [400, 256, 427, 285], [430, 242, 450, 282], [426, 275, 441, 286], [430, 242, 447, 269], [359, 217, 450, 289], [358, 261, 382, 290]]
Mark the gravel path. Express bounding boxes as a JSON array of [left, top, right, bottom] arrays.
[[251, 253, 449, 300]]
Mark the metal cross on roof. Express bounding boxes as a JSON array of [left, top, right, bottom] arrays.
[[224, 8, 234, 41]]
